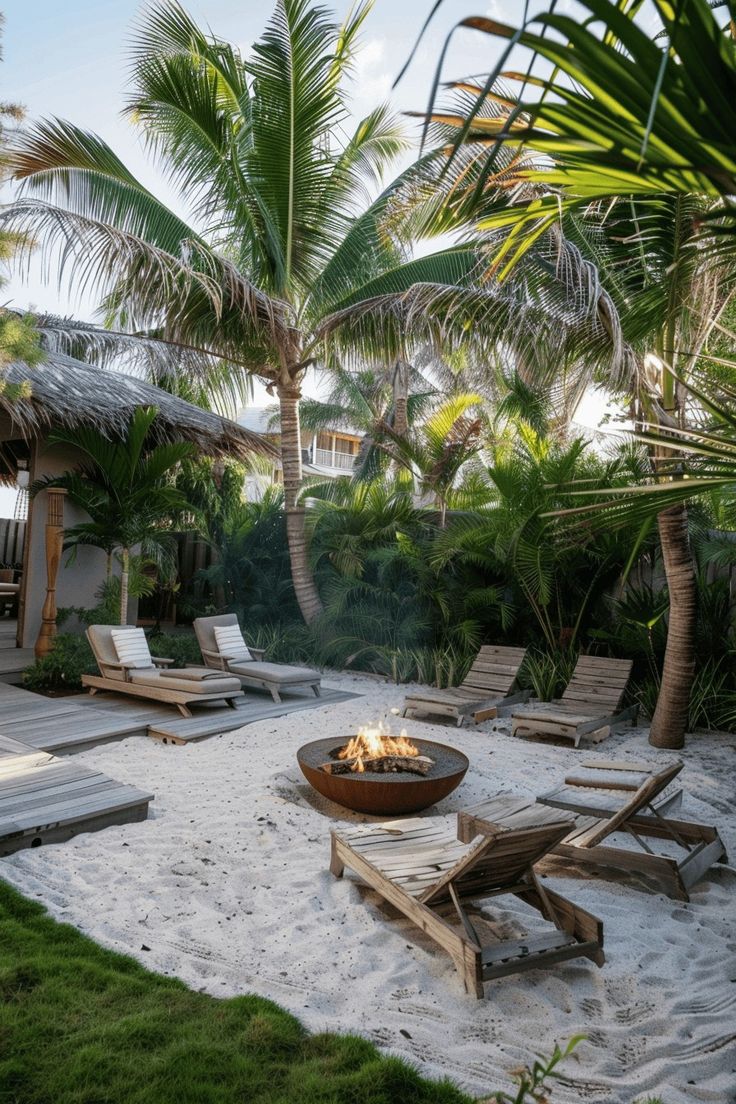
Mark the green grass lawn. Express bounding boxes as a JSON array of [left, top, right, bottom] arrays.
[[0, 880, 470, 1104]]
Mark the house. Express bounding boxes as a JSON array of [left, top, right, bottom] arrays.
[[0, 352, 275, 664], [238, 407, 362, 498]]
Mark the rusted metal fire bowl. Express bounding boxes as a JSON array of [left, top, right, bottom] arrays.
[[296, 736, 469, 815]]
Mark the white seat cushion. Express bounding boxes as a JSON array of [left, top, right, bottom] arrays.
[[214, 623, 251, 663], [111, 627, 153, 669]]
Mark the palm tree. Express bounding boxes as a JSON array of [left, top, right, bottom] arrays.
[[401, 4, 736, 747], [374, 392, 487, 526], [407, 0, 736, 259], [33, 406, 194, 624], [3, 0, 489, 623]]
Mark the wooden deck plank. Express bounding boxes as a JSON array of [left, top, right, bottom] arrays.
[[146, 687, 359, 743], [0, 738, 153, 855]]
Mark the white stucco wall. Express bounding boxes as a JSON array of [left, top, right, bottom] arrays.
[[9, 432, 137, 648]]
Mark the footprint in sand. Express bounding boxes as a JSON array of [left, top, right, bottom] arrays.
[[614, 1000, 656, 1025]]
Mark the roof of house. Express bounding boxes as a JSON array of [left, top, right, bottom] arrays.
[[0, 353, 278, 461]]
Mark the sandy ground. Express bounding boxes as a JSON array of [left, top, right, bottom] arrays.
[[2, 672, 735, 1104]]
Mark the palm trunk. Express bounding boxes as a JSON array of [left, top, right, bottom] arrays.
[[120, 547, 130, 626], [649, 505, 697, 748], [277, 384, 323, 624]]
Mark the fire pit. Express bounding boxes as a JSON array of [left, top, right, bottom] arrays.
[[296, 721, 469, 815]]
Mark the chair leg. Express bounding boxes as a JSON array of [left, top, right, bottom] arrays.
[[176, 703, 192, 718], [330, 837, 344, 878], [269, 686, 282, 703], [312, 684, 321, 697], [225, 697, 239, 710]]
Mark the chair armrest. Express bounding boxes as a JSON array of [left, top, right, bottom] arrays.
[[99, 660, 132, 682], [249, 647, 266, 661], [201, 648, 228, 671], [151, 656, 174, 668]]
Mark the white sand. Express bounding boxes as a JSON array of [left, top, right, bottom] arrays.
[[3, 672, 735, 1103]]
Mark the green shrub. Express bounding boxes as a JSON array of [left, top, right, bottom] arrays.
[[519, 648, 578, 702], [22, 634, 96, 693], [147, 631, 201, 668]]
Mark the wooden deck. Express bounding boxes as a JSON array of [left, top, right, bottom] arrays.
[[0, 668, 359, 753], [0, 733, 153, 856]]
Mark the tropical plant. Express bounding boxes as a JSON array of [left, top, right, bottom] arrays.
[[0, 13, 42, 384], [432, 427, 651, 653], [195, 485, 299, 627], [294, 361, 439, 480], [411, 0, 736, 261], [404, 1, 736, 747], [32, 406, 195, 623], [2, 0, 494, 624], [376, 392, 488, 525]]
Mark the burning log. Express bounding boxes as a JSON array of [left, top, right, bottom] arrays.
[[321, 754, 434, 776]]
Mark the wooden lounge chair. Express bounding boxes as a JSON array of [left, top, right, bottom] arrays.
[[82, 625, 243, 718], [402, 645, 530, 727], [458, 761, 728, 901], [330, 797, 604, 998], [510, 655, 637, 747], [193, 614, 321, 703]]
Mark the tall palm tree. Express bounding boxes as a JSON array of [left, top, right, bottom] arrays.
[[2, 0, 487, 623], [34, 406, 194, 624], [402, 3, 736, 747]]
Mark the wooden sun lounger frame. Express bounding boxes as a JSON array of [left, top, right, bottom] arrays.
[[511, 655, 638, 747], [194, 614, 322, 703], [459, 761, 728, 902], [83, 630, 243, 718], [330, 804, 604, 998], [402, 645, 530, 727]]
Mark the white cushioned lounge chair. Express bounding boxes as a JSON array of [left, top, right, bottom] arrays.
[[193, 614, 321, 703]]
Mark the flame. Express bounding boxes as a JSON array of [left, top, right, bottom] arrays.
[[339, 719, 419, 772]]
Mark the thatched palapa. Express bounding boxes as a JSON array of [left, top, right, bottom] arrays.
[[0, 352, 277, 459]]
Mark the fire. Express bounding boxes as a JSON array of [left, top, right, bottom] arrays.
[[339, 719, 419, 773]]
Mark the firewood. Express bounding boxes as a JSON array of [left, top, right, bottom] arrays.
[[321, 755, 434, 776]]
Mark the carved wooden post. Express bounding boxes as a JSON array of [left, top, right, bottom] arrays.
[[35, 487, 66, 659]]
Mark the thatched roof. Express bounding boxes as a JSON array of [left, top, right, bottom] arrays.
[[0, 352, 278, 460]]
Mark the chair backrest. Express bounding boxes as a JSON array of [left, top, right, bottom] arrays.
[[459, 644, 527, 697], [193, 614, 238, 663], [576, 759, 684, 848], [422, 815, 571, 906], [560, 655, 633, 713], [87, 624, 152, 681]]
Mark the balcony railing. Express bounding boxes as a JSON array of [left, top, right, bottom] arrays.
[[313, 447, 356, 470]]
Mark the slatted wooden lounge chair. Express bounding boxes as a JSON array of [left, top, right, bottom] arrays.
[[458, 761, 728, 901], [194, 614, 321, 703], [510, 655, 637, 747], [82, 625, 243, 718], [402, 645, 530, 727], [330, 797, 604, 997]]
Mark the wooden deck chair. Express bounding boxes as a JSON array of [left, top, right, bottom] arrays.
[[402, 645, 530, 727], [330, 797, 604, 998], [193, 614, 321, 703], [459, 762, 728, 902], [83, 625, 243, 718], [511, 655, 637, 747]]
